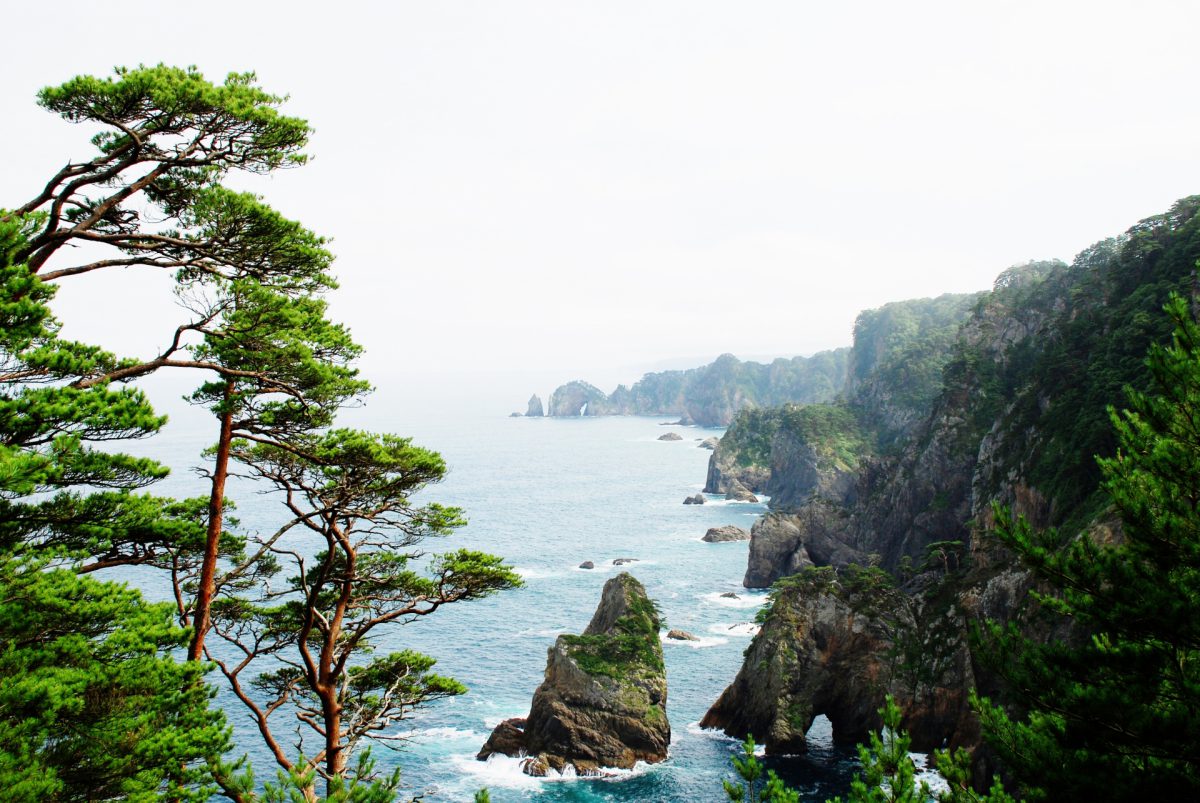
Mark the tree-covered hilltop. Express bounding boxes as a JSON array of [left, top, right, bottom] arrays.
[[703, 196, 1200, 800], [542, 348, 849, 426], [705, 291, 981, 498]]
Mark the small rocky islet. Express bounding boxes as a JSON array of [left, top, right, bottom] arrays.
[[477, 573, 669, 776]]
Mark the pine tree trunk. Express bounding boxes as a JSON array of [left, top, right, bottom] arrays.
[[188, 380, 236, 661]]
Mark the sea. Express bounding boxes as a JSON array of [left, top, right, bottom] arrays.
[[115, 383, 864, 802]]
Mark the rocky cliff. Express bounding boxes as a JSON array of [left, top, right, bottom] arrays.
[[538, 349, 849, 426], [477, 573, 669, 775], [526, 394, 545, 417], [703, 197, 1200, 769]]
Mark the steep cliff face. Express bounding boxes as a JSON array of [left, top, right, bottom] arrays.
[[705, 196, 1200, 760], [542, 348, 850, 426], [478, 573, 669, 776]]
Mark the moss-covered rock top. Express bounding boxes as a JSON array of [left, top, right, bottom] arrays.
[[563, 572, 664, 679]]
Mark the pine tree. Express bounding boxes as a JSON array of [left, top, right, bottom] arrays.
[[980, 292, 1200, 800]]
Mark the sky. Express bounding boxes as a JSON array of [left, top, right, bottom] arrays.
[[4, 1, 1200, 414]]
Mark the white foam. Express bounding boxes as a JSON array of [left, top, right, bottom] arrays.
[[394, 725, 482, 742], [516, 626, 565, 639], [699, 590, 769, 609], [911, 752, 950, 794], [660, 633, 728, 649], [708, 621, 760, 637], [448, 752, 656, 789]]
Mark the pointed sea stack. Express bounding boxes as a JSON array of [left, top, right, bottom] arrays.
[[477, 573, 670, 775], [526, 394, 545, 417]]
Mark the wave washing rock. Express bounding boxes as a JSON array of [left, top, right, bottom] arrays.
[[477, 573, 669, 775]]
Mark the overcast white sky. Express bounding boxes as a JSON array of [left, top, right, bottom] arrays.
[[4, 1, 1200, 412]]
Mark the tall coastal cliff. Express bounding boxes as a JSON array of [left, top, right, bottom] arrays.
[[540, 349, 849, 426], [701, 197, 1200, 771]]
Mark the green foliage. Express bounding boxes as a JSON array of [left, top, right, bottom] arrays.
[[824, 696, 1017, 803], [0, 554, 227, 802], [723, 737, 800, 803], [562, 577, 664, 678], [978, 292, 1200, 801]]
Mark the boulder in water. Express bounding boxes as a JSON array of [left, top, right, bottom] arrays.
[[658, 432, 683, 441], [683, 494, 706, 505], [703, 525, 751, 543]]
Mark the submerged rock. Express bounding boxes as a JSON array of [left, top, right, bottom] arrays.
[[612, 558, 639, 566], [720, 592, 741, 599], [703, 525, 751, 543], [658, 432, 683, 441], [683, 494, 706, 505], [477, 573, 670, 775]]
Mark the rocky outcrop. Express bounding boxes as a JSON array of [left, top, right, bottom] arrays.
[[703, 525, 751, 543], [547, 381, 609, 417], [699, 437, 719, 450], [478, 573, 669, 775], [706, 198, 1200, 775], [683, 494, 705, 505], [701, 568, 974, 755], [724, 479, 759, 503], [526, 394, 545, 417], [657, 432, 683, 441], [666, 629, 698, 641]]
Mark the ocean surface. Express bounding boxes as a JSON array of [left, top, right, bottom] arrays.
[[118, 401, 862, 802]]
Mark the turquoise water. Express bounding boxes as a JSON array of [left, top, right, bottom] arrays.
[[120, 402, 858, 801]]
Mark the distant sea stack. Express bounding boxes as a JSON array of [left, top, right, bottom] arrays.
[[526, 394, 545, 417], [477, 573, 669, 775]]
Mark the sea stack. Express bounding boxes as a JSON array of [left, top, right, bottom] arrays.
[[477, 573, 670, 775], [526, 394, 545, 417]]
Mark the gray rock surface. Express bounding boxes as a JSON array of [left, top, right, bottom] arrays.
[[478, 574, 669, 775], [657, 432, 683, 441], [702, 525, 751, 543], [666, 629, 698, 641], [579, 561, 595, 570], [683, 494, 706, 505], [526, 394, 545, 417], [724, 479, 759, 503]]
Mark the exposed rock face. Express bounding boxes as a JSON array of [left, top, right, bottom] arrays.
[[478, 573, 669, 775], [657, 432, 683, 441], [702, 525, 751, 543], [699, 437, 719, 450], [526, 394, 545, 417], [683, 494, 705, 505], [701, 569, 975, 755], [707, 197, 1200, 773], [724, 479, 759, 503], [547, 381, 609, 416]]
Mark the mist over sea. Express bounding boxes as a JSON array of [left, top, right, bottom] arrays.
[[117, 376, 858, 801]]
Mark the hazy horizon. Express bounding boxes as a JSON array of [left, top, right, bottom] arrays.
[[6, 1, 1200, 417]]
